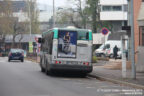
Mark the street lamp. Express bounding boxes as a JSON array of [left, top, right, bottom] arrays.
[[53, 0, 55, 28], [130, 0, 136, 79], [28, 0, 32, 37]]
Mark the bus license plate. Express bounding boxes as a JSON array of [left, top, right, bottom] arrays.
[[66, 61, 77, 65]]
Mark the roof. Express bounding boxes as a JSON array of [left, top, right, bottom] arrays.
[[54, 28, 91, 32], [5, 34, 41, 43]]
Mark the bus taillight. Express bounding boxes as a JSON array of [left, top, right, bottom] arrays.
[[83, 62, 89, 66], [85, 62, 89, 66], [56, 61, 61, 64], [56, 61, 58, 64]]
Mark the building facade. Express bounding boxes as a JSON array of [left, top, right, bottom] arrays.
[[125, 0, 144, 68], [100, 0, 128, 33], [137, 0, 144, 46], [128, 0, 144, 61]]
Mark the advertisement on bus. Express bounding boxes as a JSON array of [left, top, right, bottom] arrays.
[[58, 30, 77, 58]]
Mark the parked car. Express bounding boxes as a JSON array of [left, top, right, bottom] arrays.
[[8, 49, 24, 62]]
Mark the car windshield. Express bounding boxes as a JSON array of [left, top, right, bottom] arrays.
[[11, 49, 23, 53], [99, 45, 104, 49]]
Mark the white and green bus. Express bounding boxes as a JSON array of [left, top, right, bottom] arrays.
[[38, 27, 93, 75]]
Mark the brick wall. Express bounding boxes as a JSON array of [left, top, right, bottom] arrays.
[[133, 0, 142, 62]]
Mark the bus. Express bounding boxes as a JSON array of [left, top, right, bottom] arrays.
[[38, 27, 93, 75]]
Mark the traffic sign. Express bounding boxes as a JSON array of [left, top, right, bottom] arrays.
[[122, 26, 131, 30], [101, 27, 109, 35], [29, 42, 33, 53]]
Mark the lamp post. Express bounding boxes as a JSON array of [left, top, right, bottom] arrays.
[[28, 0, 32, 37], [53, 0, 55, 28], [130, 0, 136, 79]]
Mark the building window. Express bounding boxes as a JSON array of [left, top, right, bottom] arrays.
[[124, 5, 128, 12], [102, 6, 122, 11], [142, 27, 144, 46], [102, 6, 112, 11], [113, 6, 122, 11]]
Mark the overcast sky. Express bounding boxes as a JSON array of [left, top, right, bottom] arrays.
[[37, 0, 67, 7]]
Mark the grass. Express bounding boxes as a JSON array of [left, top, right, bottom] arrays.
[[97, 57, 109, 61]]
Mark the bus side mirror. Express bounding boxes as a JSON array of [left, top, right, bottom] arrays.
[[38, 38, 44, 43]]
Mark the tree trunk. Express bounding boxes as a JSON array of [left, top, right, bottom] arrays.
[[18, 34, 23, 48], [12, 35, 16, 48]]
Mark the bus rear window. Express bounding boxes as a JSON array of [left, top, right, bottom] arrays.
[[77, 31, 89, 40]]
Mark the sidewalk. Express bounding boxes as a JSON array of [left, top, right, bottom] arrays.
[[90, 59, 144, 89]]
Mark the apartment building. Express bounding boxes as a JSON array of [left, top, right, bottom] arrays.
[[100, 0, 128, 33]]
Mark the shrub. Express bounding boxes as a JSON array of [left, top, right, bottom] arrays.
[[92, 56, 97, 63], [97, 57, 109, 61]]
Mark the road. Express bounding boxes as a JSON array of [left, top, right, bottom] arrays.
[[0, 57, 140, 96]]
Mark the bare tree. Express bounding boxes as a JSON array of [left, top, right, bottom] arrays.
[[0, 0, 13, 50], [11, 19, 28, 48], [73, 0, 88, 28], [56, 8, 82, 28], [56, 0, 89, 29], [0, 0, 30, 48], [26, 0, 40, 34]]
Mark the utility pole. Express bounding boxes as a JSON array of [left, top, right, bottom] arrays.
[[53, 0, 55, 28], [28, 0, 32, 37], [122, 35, 127, 78], [130, 0, 136, 79], [28, 0, 33, 54]]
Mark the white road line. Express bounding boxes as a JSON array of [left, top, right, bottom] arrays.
[[25, 61, 32, 63], [86, 86, 96, 89]]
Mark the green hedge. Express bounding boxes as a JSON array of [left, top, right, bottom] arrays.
[[92, 56, 97, 63]]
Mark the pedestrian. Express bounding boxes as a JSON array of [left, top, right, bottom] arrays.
[[113, 45, 118, 60]]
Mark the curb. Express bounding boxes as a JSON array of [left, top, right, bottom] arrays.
[[88, 74, 144, 90]]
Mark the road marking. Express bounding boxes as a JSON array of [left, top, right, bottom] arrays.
[[74, 82, 84, 85], [86, 86, 96, 89], [25, 60, 32, 63]]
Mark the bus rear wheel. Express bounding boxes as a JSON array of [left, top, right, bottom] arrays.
[[41, 67, 45, 72], [45, 69, 52, 75], [80, 73, 87, 78], [40, 59, 45, 72], [45, 62, 53, 75]]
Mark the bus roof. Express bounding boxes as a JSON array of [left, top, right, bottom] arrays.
[[42, 28, 92, 36], [53, 28, 91, 32]]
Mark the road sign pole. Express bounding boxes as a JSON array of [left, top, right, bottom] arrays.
[[101, 28, 109, 58], [130, 0, 136, 79], [121, 36, 127, 78], [104, 35, 105, 47]]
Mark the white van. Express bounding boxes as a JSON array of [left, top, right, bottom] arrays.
[[95, 40, 124, 58]]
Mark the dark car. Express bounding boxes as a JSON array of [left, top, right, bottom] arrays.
[[8, 49, 24, 62]]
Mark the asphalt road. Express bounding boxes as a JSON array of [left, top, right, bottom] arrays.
[[0, 57, 141, 96]]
